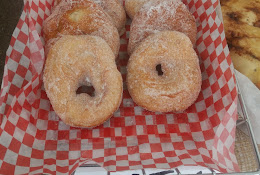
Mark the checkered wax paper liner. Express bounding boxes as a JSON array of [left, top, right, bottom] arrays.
[[0, 0, 239, 174]]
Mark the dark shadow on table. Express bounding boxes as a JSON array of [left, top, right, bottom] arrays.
[[0, 0, 23, 82]]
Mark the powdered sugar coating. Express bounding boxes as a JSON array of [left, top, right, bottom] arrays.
[[125, 0, 150, 19], [53, 0, 126, 35], [43, 0, 120, 57], [43, 35, 123, 128], [127, 31, 201, 112], [128, 0, 197, 55], [44, 36, 62, 55]]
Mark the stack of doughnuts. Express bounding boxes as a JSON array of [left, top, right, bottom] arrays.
[[53, 0, 126, 36], [43, 0, 126, 56], [126, 0, 202, 112], [127, 0, 197, 54], [43, 0, 202, 127], [43, 0, 125, 127]]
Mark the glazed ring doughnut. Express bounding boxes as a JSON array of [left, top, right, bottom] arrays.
[[43, 0, 120, 57], [125, 0, 150, 19], [43, 35, 123, 128], [127, 31, 201, 112], [53, 0, 126, 36], [128, 0, 197, 55]]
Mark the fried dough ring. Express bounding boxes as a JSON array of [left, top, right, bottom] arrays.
[[44, 35, 123, 127], [128, 0, 197, 55], [54, 0, 126, 35], [127, 31, 201, 112], [43, 0, 120, 57]]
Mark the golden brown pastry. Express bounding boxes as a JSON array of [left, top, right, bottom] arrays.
[[54, 0, 126, 35], [127, 0, 197, 55], [43, 0, 120, 57], [127, 31, 201, 112], [221, 0, 260, 88], [43, 35, 123, 128], [125, 0, 150, 19]]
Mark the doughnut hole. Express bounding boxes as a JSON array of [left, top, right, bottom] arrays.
[[76, 76, 96, 97], [76, 85, 95, 97], [156, 64, 163, 76], [76, 77, 95, 97]]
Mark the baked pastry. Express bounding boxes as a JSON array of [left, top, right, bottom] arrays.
[[221, 0, 260, 88], [125, 0, 150, 19], [43, 35, 123, 128], [127, 31, 201, 112], [127, 0, 197, 55], [43, 0, 120, 57], [54, 0, 126, 35]]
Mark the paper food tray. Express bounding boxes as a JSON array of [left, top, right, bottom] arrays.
[[0, 0, 240, 174]]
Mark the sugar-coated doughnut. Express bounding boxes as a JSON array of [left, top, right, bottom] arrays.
[[92, 0, 126, 35], [44, 35, 123, 128], [127, 31, 201, 112], [128, 0, 197, 55], [44, 37, 61, 56], [125, 0, 150, 19], [43, 0, 120, 57], [118, 0, 123, 5], [54, 0, 126, 35]]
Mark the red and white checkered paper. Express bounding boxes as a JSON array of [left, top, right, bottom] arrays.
[[0, 0, 239, 174]]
